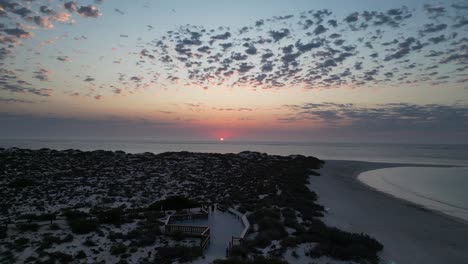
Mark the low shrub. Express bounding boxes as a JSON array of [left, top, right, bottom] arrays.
[[97, 208, 124, 225], [155, 246, 202, 263], [48, 251, 73, 264], [8, 178, 35, 188], [16, 223, 39, 232], [68, 218, 98, 234], [75, 250, 86, 259], [110, 242, 128, 256], [307, 227, 383, 264]]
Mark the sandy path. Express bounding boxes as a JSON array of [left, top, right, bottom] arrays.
[[308, 160, 468, 264]]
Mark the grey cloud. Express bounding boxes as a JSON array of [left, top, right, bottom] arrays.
[[141, 2, 467, 91], [211, 32, 231, 40], [420, 23, 447, 34], [428, 35, 446, 44], [4, 28, 31, 38], [245, 45, 257, 55], [238, 63, 254, 73], [12, 7, 31, 17], [284, 102, 468, 131], [424, 4, 445, 18], [313, 25, 327, 35], [64, 1, 78, 12], [34, 68, 52, 81], [77, 5, 101, 17], [0, 97, 34, 103], [269, 29, 290, 42]]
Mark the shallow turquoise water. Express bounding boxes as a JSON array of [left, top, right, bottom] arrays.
[[359, 167, 468, 222]]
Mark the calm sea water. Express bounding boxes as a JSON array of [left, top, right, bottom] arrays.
[[1, 139, 467, 221], [0, 138, 467, 165]]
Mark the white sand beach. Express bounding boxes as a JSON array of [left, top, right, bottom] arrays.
[[309, 160, 468, 264]]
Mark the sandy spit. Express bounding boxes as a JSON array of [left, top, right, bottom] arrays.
[[309, 160, 468, 264]]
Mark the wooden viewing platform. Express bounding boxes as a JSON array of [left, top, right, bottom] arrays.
[[164, 208, 211, 252]]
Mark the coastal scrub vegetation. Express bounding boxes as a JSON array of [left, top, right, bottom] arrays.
[[0, 148, 383, 263]]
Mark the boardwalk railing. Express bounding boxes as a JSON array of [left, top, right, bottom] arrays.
[[165, 224, 208, 235], [166, 210, 209, 224], [226, 208, 251, 257], [164, 208, 211, 253]]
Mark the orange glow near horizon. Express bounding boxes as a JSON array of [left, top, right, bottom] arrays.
[[219, 137, 225, 141]]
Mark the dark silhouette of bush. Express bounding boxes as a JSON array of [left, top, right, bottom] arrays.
[[35, 213, 56, 223], [16, 223, 39, 232], [8, 178, 35, 188], [14, 237, 30, 248], [155, 246, 202, 263], [97, 208, 123, 225], [40, 233, 73, 249], [148, 196, 200, 211], [125, 221, 161, 246], [307, 227, 383, 264], [213, 256, 288, 264], [48, 251, 73, 264], [248, 208, 281, 222], [0, 226, 6, 238], [62, 209, 90, 220], [49, 223, 60, 230], [75, 251, 86, 259], [83, 238, 97, 247], [229, 245, 249, 258], [68, 218, 98, 234], [110, 242, 128, 256]]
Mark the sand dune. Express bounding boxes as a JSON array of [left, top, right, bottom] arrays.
[[309, 160, 468, 264]]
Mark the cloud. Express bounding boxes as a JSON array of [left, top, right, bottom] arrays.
[[453, 18, 468, 28], [12, 7, 32, 17], [77, 5, 102, 18], [269, 29, 290, 42], [0, 98, 34, 104], [3, 28, 32, 39], [34, 68, 53, 81], [40, 6, 71, 23], [284, 102, 468, 132], [314, 25, 327, 35], [424, 4, 446, 18], [420, 23, 447, 34], [64, 1, 78, 12], [238, 63, 255, 73], [0, 47, 12, 60], [211, 32, 231, 40], [144, 3, 463, 91], [114, 8, 125, 15], [1, 84, 51, 97], [0, 113, 186, 139], [52, 12, 72, 23], [57, 56, 71, 62], [33, 16, 53, 29]]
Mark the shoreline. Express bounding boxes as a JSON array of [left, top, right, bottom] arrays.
[[357, 166, 468, 226], [309, 160, 468, 264]]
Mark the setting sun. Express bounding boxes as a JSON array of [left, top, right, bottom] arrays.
[[219, 137, 225, 141]]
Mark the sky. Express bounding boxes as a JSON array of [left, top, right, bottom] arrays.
[[0, 0, 467, 143]]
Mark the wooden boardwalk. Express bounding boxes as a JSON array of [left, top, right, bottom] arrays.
[[164, 208, 211, 251]]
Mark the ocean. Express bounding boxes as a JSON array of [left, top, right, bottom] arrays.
[[1, 139, 467, 165], [1, 138, 467, 222]]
